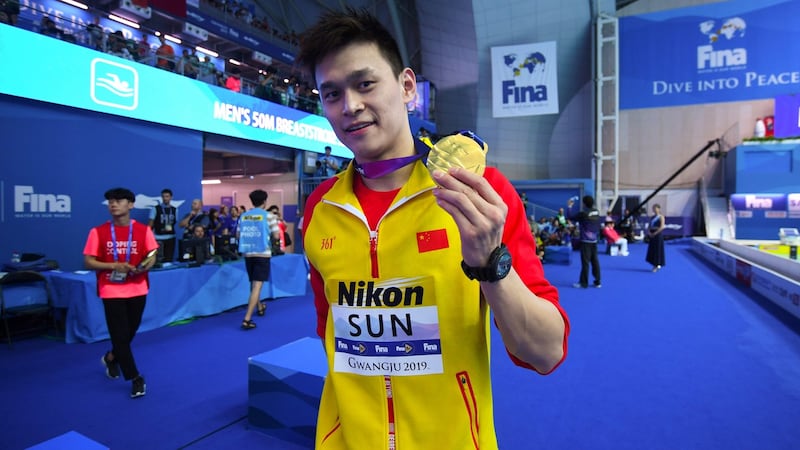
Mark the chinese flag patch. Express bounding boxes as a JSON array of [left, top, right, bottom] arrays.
[[417, 229, 449, 253]]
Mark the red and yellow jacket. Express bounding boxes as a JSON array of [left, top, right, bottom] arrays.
[[303, 160, 568, 449]]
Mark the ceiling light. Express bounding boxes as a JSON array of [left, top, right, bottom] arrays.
[[201, 179, 222, 185], [59, 0, 88, 10], [164, 34, 182, 44], [228, 59, 241, 66], [196, 46, 219, 58], [108, 14, 139, 29]]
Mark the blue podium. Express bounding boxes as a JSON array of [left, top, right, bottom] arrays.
[[248, 336, 327, 446]]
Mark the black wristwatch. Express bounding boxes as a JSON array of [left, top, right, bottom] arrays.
[[461, 244, 513, 282]]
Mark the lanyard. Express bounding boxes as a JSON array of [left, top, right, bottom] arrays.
[[110, 221, 134, 263], [352, 137, 431, 179]]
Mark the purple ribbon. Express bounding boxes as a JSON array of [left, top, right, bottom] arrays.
[[353, 138, 431, 179]]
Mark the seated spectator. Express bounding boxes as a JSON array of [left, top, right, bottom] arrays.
[[601, 219, 629, 256], [181, 224, 214, 263]]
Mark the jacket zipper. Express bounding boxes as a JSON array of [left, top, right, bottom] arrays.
[[385, 375, 396, 450], [456, 371, 480, 449]]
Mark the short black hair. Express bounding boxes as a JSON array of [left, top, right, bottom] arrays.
[[161, 188, 173, 196], [296, 7, 405, 86], [582, 195, 594, 208], [267, 204, 279, 213], [249, 189, 268, 207], [104, 187, 135, 203]]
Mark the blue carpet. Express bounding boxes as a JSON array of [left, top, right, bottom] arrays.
[[2, 242, 800, 449]]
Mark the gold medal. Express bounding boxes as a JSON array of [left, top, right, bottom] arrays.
[[426, 132, 488, 181]]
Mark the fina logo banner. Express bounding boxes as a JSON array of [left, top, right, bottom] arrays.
[[620, 0, 800, 109], [491, 41, 559, 117]]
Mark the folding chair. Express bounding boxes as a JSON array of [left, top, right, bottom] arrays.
[[0, 271, 58, 347]]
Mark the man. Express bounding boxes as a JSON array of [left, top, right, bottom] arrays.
[[297, 9, 569, 449], [567, 195, 602, 288], [601, 219, 630, 256], [316, 145, 340, 178], [155, 34, 175, 71], [178, 198, 209, 238], [237, 189, 280, 330], [83, 187, 158, 398], [148, 188, 178, 263]]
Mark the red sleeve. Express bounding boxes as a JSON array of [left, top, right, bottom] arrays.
[[485, 168, 570, 374], [303, 177, 340, 339]]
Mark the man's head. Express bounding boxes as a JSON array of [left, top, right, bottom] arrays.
[[192, 224, 206, 238], [161, 188, 173, 205], [267, 204, 280, 215], [249, 189, 268, 208], [297, 8, 404, 87], [297, 8, 416, 163], [582, 195, 595, 209], [324, 146, 332, 156], [104, 187, 135, 216], [191, 198, 203, 212]]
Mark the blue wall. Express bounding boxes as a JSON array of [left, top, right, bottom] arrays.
[[0, 95, 203, 271]]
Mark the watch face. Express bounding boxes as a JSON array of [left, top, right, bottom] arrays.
[[496, 251, 513, 277]]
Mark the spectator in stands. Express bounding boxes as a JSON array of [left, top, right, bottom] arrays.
[[286, 75, 298, 108], [315, 145, 340, 178], [107, 30, 133, 60], [136, 33, 151, 62], [40, 16, 61, 39], [556, 207, 568, 227], [155, 34, 175, 71], [215, 69, 227, 87], [178, 48, 198, 78], [83, 187, 157, 399], [237, 189, 280, 330], [567, 195, 602, 288], [197, 55, 216, 84], [86, 16, 104, 50], [225, 67, 242, 92], [601, 219, 629, 256], [178, 199, 209, 238], [0, 0, 20, 26], [148, 188, 178, 263]]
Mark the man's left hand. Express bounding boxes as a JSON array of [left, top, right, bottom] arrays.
[[432, 167, 506, 267]]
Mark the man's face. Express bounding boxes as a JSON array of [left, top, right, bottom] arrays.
[[161, 192, 172, 204], [192, 199, 202, 211], [193, 226, 205, 238], [107, 198, 133, 217], [316, 42, 416, 163]]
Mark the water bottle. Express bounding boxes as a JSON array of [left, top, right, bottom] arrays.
[[11, 250, 21, 263]]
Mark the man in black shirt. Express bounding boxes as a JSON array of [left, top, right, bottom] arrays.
[[567, 195, 602, 288], [148, 188, 178, 262]]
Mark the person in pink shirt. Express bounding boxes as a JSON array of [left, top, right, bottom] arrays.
[[601, 219, 629, 256], [83, 187, 158, 398]]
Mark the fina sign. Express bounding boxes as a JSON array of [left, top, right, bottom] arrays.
[[491, 41, 559, 118]]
